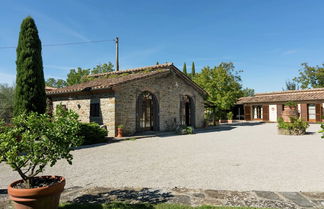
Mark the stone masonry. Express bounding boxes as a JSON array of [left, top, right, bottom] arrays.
[[52, 92, 116, 137], [50, 69, 205, 137], [114, 70, 205, 135]]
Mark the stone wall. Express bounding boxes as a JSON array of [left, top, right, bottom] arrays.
[[113, 70, 205, 135], [51, 92, 116, 137]]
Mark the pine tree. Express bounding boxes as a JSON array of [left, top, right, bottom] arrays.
[[192, 62, 196, 76], [14, 17, 46, 116], [156, 61, 159, 65], [183, 62, 187, 75]]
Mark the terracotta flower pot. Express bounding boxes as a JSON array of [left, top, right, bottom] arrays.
[[228, 120, 233, 124], [117, 128, 123, 137], [8, 176, 65, 209], [282, 106, 299, 122]]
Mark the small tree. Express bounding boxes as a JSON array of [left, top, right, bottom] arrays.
[[193, 63, 243, 111], [191, 62, 196, 76], [0, 107, 83, 188], [66, 67, 90, 86], [0, 84, 15, 123], [183, 62, 187, 75], [14, 17, 46, 116]]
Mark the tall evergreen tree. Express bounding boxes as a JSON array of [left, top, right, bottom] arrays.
[[183, 62, 187, 75], [191, 62, 196, 76], [14, 17, 46, 116]]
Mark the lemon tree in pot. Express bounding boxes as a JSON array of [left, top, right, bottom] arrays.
[[0, 107, 83, 209]]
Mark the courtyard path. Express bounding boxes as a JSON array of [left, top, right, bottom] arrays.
[[1, 123, 324, 192]]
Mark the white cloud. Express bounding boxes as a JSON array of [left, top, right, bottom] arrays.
[[282, 50, 297, 55]]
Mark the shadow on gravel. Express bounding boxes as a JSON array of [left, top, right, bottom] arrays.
[[69, 188, 173, 205], [0, 189, 7, 194], [61, 202, 153, 209], [305, 131, 317, 135]]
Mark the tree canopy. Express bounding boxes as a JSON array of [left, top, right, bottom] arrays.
[[46, 62, 114, 87], [283, 79, 298, 91], [66, 67, 91, 86], [91, 62, 114, 74], [14, 16, 46, 116], [45, 78, 67, 88], [193, 62, 243, 111], [242, 88, 255, 97], [293, 63, 324, 89]]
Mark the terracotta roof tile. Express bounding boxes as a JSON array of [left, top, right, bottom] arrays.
[[46, 69, 170, 95], [237, 88, 324, 104], [87, 62, 174, 78]]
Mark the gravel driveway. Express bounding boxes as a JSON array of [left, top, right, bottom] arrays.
[[1, 122, 324, 192]]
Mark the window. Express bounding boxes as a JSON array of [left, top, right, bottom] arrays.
[[308, 104, 316, 120], [252, 105, 263, 119], [90, 103, 100, 117]]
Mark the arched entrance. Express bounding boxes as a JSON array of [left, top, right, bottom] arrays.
[[136, 91, 159, 132], [180, 95, 195, 127]]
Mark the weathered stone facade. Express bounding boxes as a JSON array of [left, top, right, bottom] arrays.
[[52, 92, 116, 137], [48, 64, 206, 137], [114, 70, 205, 135]]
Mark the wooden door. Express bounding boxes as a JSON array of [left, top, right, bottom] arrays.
[[316, 103, 322, 122], [300, 103, 308, 121], [262, 105, 269, 121], [277, 104, 283, 118], [244, 105, 251, 121]]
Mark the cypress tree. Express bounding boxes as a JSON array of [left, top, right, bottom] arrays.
[[192, 62, 196, 76], [14, 17, 46, 116], [183, 62, 187, 75]]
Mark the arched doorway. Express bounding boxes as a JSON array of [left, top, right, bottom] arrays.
[[136, 91, 159, 132], [180, 95, 195, 127]]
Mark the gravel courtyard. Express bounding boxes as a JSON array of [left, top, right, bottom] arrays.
[[1, 122, 324, 192]]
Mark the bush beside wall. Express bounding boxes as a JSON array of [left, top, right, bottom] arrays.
[[277, 117, 309, 135], [79, 122, 108, 145]]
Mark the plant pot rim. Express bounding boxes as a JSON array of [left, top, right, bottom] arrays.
[[8, 175, 65, 198]]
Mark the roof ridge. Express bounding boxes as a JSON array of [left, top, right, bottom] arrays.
[[88, 62, 174, 78], [255, 87, 324, 96]]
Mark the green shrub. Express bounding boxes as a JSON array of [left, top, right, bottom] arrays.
[[79, 122, 108, 145], [277, 117, 309, 135], [227, 112, 233, 120], [284, 101, 297, 107], [319, 123, 324, 138], [175, 125, 194, 135]]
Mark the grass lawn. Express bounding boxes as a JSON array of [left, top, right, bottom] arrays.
[[60, 202, 271, 209]]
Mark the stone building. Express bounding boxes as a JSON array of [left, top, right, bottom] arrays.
[[46, 63, 207, 137], [235, 88, 324, 122]]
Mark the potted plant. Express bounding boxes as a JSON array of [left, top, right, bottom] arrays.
[[0, 107, 83, 209], [227, 112, 233, 124], [117, 124, 124, 138], [282, 101, 299, 122]]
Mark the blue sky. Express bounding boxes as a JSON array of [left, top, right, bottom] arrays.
[[1, 0, 324, 93]]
